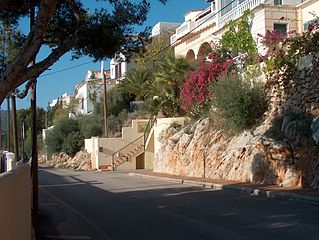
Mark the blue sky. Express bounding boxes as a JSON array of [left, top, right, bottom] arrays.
[[13, 0, 209, 109]]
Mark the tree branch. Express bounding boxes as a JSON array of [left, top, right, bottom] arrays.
[[0, 0, 40, 11], [0, 0, 59, 104], [13, 42, 72, 90], [16, 80, 34, 99]]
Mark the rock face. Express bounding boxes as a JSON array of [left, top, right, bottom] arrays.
[[43, 149, 92, 171], [153, 55, 319, 189], [154, 118, 319, 188]]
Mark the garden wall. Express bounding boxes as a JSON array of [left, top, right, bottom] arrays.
[[269, 53, 319, 116]]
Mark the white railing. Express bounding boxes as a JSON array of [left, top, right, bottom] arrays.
[[170, 21, 196, 44], [196, 11, 217, 28], [217, 0, 265, 29], [195, 6, 212, 19], [170, 34, 177, 44]]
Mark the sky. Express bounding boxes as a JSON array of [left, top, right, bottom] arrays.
[[12, 0, 210, 110]]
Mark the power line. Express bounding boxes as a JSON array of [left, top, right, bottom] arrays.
[[40, 1, 236, 79], [50, 1, 239, 112], [71, 1, 238, 113], [39, 60, 94, 78]]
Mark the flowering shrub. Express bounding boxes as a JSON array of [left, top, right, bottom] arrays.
[[180, 50, 235, 117], [258, 23, 319, 84]]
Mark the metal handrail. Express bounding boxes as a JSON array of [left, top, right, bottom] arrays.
[[111, 135, 144, 170], [144, 115, 157, 145]]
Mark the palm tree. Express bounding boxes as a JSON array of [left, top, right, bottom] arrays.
[[116, 67, 153, 101], [151, 55, 194, 116]]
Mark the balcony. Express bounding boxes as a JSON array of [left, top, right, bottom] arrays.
[[217, 0, 265, 29], [196, 11, 217, 28], [170, 21, 196, 44]]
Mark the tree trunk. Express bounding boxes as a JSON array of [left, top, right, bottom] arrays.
[[11, 95, 19, 161], [30, 81, 38, 215], [6, 96, 10, 151], [0, 105, 2, 150]]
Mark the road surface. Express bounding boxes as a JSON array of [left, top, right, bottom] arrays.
[[38, 167, 319, 240]]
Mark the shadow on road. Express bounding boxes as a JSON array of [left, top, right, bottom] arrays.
[[37, 168, 319, 240]]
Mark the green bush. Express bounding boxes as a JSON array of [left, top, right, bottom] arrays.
[[210, 75, 267, 133], [45, 118, 81, 156], [78, 115, 103, 138], [62, 132, 84, 157], [45, 127, 63, 157]]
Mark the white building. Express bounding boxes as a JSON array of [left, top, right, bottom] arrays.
[[151, 22, 181, 37], [110, 53, 136, 82], [49, 98, 59, 108], [49, 92, 74, 109], [74, 69, 113, 115], [170, 0, 319, 60]]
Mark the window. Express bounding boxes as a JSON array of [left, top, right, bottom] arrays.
[[274, 0, 282, 5], [221, 0, 233, 16], [118, 62, 122, 78], [81, 98, 84, 110], [274, 23, 287, 36], [115, 65, 119, 79]]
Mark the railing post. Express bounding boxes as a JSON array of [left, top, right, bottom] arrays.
[[111, 154, 114, 171]]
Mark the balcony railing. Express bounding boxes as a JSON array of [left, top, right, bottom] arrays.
[[170, 0, 264, 44], [196, 11, 216, 28], [170, 34, 177, 44], [217, 0, 265, 29], [170, 21, 196, 44]]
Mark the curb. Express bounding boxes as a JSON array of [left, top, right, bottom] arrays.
[[129, 172, 319, 205], [128, 173, 183, 184]]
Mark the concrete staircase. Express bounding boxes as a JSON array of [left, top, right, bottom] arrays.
[[98, 115, 157, 171], [112, 135, 145, 170]]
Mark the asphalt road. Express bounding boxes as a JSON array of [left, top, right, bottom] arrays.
[[38, 168, 319, 240]]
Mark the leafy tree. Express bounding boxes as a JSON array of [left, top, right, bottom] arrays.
[[62, 131, 84, 157], [45, 117, 80, 156], [221, 10, 258, 66], [16, 107, 46, 158], [135, 32, 174, 67], [0, 0, 167, 104]]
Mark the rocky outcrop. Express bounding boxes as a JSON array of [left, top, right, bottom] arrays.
[[154, 117, 319, 188], [154, 54, 319, 189], [43, 149, 92, 171]]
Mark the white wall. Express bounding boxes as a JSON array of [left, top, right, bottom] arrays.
[[0, 164, 31, 240]]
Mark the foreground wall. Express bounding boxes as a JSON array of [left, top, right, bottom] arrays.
[[0, 164, 31, 240]]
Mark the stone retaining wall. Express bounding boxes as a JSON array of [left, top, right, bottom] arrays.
[[269, 53, 319, 116]]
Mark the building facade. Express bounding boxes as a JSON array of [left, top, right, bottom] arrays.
[[151, 22, 181, 37], [171, 0, 319, 60], [110, 53, 136, 82], [74, 69, 113, 115], [49, 92, 74, 109]]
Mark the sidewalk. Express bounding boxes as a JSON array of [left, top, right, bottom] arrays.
[[129, 170, 319, 205]]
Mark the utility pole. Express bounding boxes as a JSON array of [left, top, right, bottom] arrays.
[[0, 105, 2, 150], [21, 116, 26, 162], [102, 61, 108, 138], [6, 96, 10, 151], [30, 5, 39, 217], [11, 94, 19, 161]]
